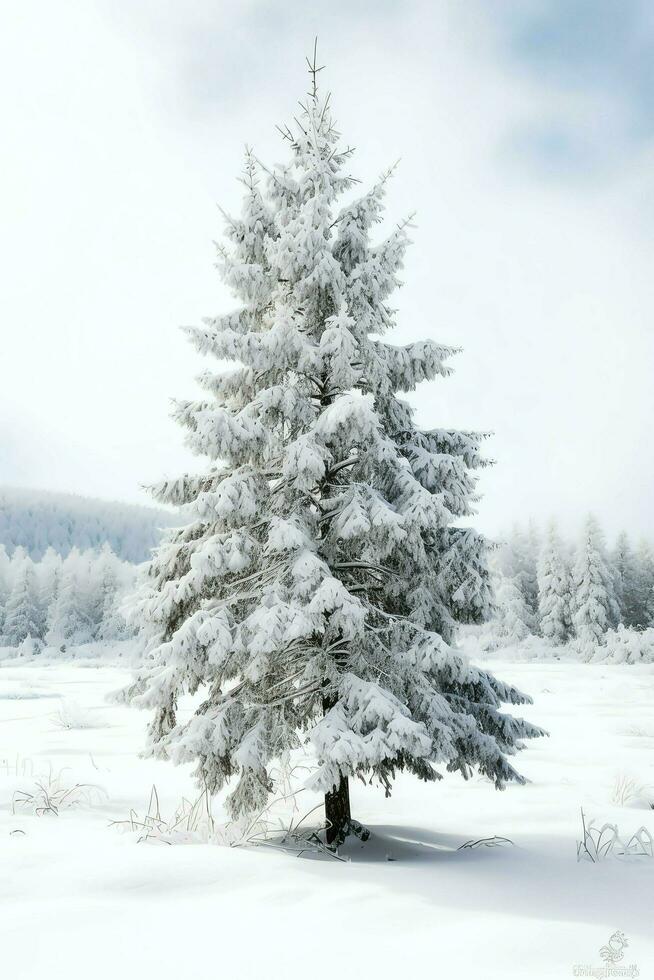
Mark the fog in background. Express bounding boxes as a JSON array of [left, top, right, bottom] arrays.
[[2, 0, 653, 541]]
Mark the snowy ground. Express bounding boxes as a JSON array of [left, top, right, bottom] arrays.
[[2, 652, 653, 980]]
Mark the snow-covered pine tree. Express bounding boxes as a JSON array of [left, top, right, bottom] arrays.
[[611, 532, 641, 628], [38, 547, 62, 639], [634, 539, 654, 628], [500, 525, 539, 631], [3, 551, 42, 646], [571, 515, 618, 657], [525, 520, 541, 616], [493, 572, 533, 647], [0, 544, 11, 637], [537, 521, 571, 645], [92, 544, 130, 641], [46, 547, 92, 647], [127, 55, 544, 845], [441, 527, 494, 626], [77, 548, 101, 631]]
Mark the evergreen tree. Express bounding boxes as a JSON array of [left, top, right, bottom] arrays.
[[500, 524, 539, 630], [537, 522, 571, 645], [0, 544, 11, 636], [92, 544, 129, 641], [611, 532, 642, 627], [493, 573, 533, 646], [78, 548, 102, 630], [571, 515, 618, 656], [441, 528, 494, 626], [125, 58, 543, 845], [3, 553, 42, 646], [525, 520, 541, 616], [39, 547, 62, 639], [46, 547, 92, 646], [634, 539, 654, 628]]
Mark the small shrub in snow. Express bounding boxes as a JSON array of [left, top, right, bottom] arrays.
[[1, 755, 35, 780], [217, 757, 359, 856], [51, 699, 105, 730], [18, 635, 43, 658], [591, 625, 654, 665], [113, 760, 349, 858], [476, 631, 561, 662], [12, 769, 107, 816], [622, 725, 654, 739], [224, 801, 350, 859], [458, 835, 514, 850], [112, 785, 216, 845], [576, 808, 654, 862], [610, 773, 653, 809]]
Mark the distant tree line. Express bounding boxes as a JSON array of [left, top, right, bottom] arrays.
[[491, 517, 654, 658], [0, 543, 137, 650], [0, 486, 174, 562]]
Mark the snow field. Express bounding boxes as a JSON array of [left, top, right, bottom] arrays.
[[1, 654, 653, 980]]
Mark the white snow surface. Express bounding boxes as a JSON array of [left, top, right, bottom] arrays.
[[2, 649, 653, 979]]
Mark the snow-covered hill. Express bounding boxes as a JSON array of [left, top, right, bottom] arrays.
[[0, 486, 176, 562]]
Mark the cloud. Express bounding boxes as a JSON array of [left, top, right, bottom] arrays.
[[493, 0, 654, 176], [1, 1, 652, 542]]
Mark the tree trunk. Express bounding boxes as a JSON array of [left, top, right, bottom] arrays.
[[325, 774, 351, 846]]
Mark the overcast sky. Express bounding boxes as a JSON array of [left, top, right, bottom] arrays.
[[2, 1, 653, 541]]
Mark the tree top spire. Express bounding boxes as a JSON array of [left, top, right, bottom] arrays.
[[306, 37, 325, 100]]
